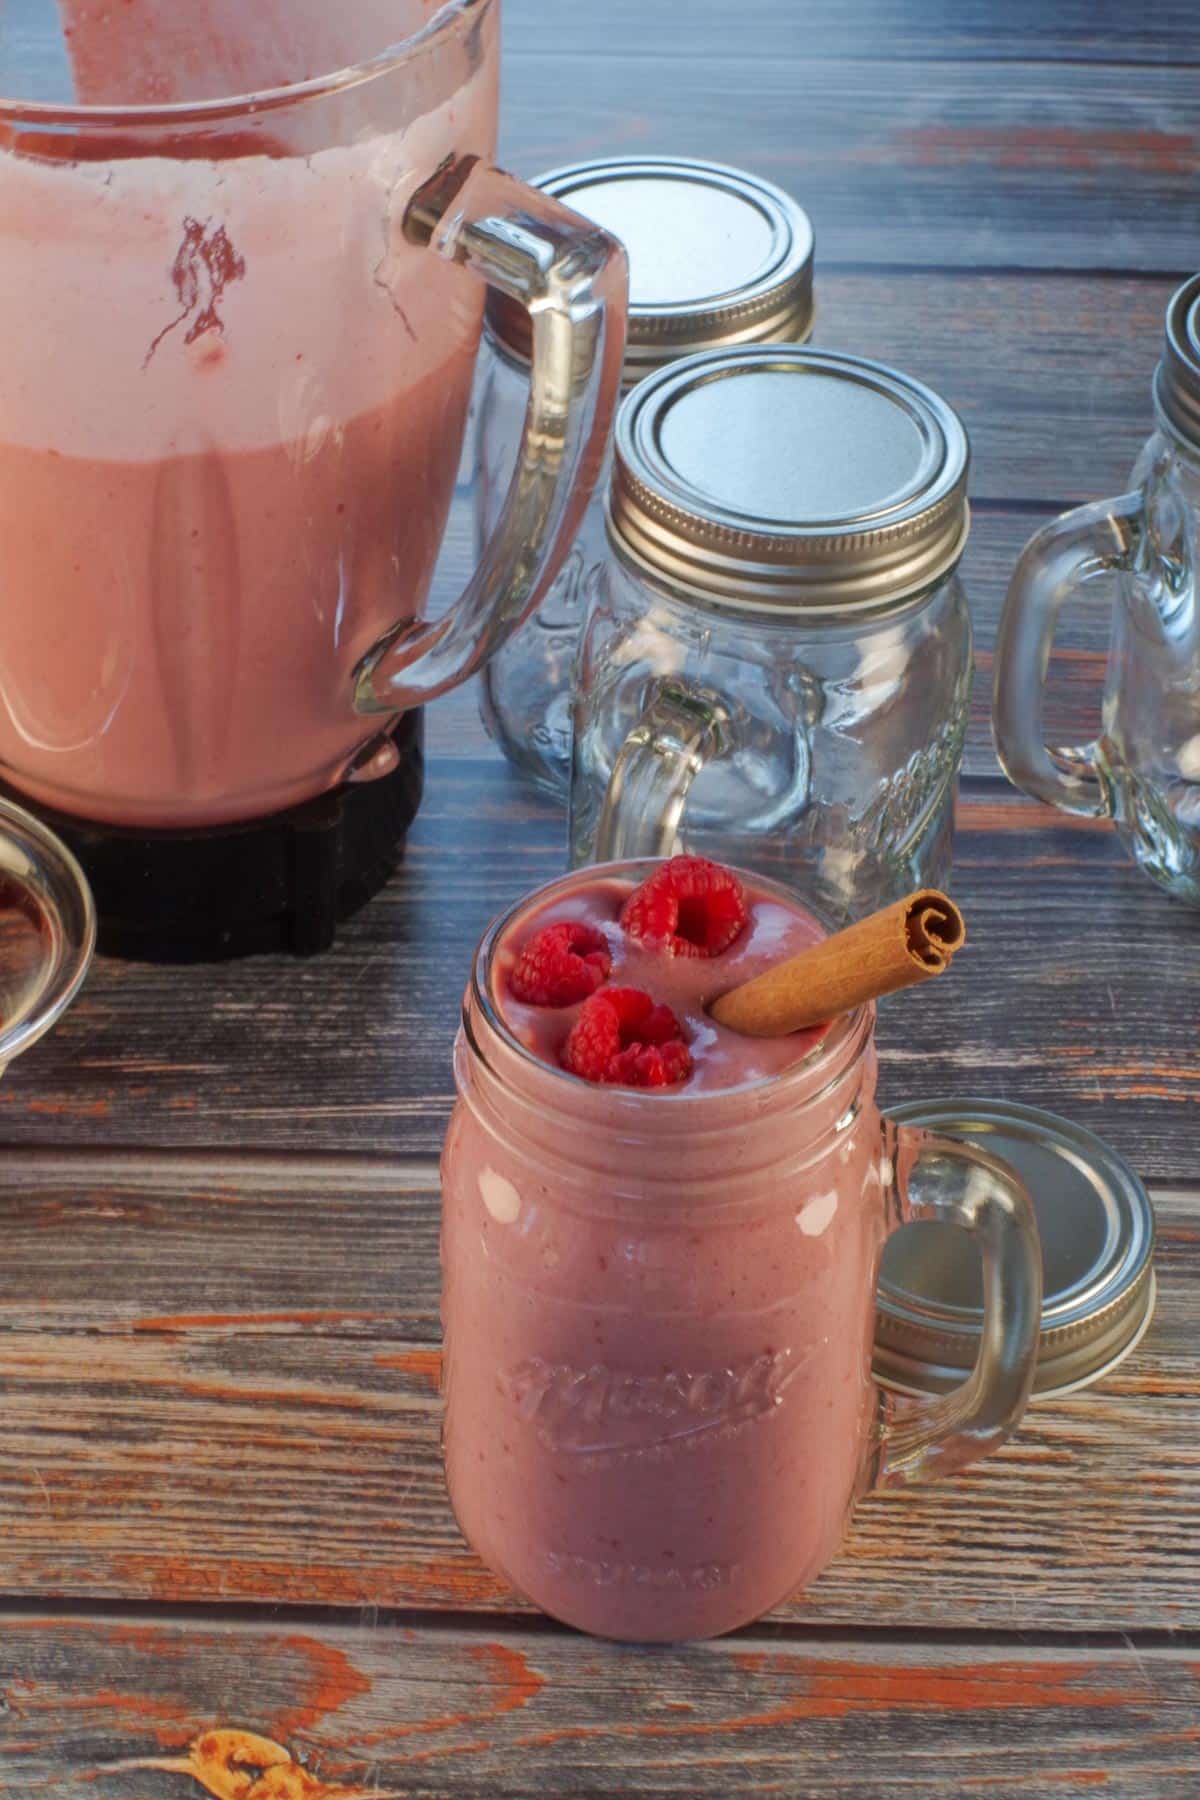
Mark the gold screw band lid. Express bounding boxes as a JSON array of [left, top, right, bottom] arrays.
[[875, 1100, 1157, 1400], [608, 346, 970, 614], [486, 156, 815, 378]]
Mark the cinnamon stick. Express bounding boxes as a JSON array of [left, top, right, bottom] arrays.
[[710, 889, 966, 1038]]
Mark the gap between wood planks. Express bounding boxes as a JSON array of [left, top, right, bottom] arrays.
[[0, 1594, 1197, 1653]]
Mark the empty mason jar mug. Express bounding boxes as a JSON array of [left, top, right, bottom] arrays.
[[570, 347, 974, 921], [473, 156, 815, 796], [995, 273, 1200, 903]]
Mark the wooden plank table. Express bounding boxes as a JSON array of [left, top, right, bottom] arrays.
[[3, 2, 1199, 1794]]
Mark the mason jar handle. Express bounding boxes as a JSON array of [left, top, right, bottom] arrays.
[[587, 679, 727, 863], [354, 157, 628, 714], [993, 492, 1144, 818], [874, 1126, 1041, 1489]]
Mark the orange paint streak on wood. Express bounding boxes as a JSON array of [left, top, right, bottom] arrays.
[[1099, 1086, 1195, 1101], [32, 1684, 194, 1749], [109, 1556, 370, 1609], [784, 1659, 1137, 1715], [168, 1376, 386, 1414], [401, 1735, 501, 1769], [470, 1641, 546, 1716], [24, 1097, 110, 1118], [899, 125, 1199, 176], [325, 1639, 545, 1752], [957, 799, 1112, 835], [975, 648, 1105, 671], [374, 1349, 443, 1388], [108, 1553, 508, 1610], [400, 1657, 1138, 1767], [1108, 1374, 1200, 1397], [1085, 1062, 1200, 1085], [132, 1310, 382, 1334], [269, 1638, 372, 1740]]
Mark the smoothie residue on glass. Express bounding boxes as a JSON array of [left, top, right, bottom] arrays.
[[492, 858, 830, 1093]]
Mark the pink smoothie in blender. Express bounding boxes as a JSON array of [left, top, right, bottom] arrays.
[[0, 0, 626, 970], [0, 1, 495, 828], [441, 857, 1041, 1641]]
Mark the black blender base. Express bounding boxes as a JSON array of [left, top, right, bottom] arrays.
[[3, 713, 424, 962]]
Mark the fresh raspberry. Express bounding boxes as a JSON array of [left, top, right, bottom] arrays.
[[562, 987, 692, 1088], [620, 856, 749, 959], [508, 920, 613, 1007]]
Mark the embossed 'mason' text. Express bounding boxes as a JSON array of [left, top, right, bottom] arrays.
[[498, 1349, 798, 1460]]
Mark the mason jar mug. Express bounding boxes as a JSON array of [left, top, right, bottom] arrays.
[[995, 273, 1200, 904], [570, 348, 975, 923], [472, 156, 815, 796], [440, 861, 1042, 1643]]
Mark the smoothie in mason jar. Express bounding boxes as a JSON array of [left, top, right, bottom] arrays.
[[441, 857, 889, 1641]]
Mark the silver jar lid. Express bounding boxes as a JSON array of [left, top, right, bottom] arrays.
[[486, 156, 814, 379], [875, 1100, 1157, 1400], [607, 346, 970, 613], [1154, 271, 1200, 454]]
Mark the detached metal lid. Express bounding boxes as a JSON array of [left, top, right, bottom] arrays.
[[876, 1100, 1157, 1400], [608, 346, 970, 613], [486, 156, 814, 378], [1154, 271, 1200, 454]]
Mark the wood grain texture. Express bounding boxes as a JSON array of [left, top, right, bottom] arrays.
[[499, 51, 1200, 270], [2, 1615, 1198, 1798], [0, 1158, 1194, 1629], [454, 268, 1171, 520], [3, 765, 1195, 1173], [504, 0, 1200, 66], [797, 275, 1170, 505]]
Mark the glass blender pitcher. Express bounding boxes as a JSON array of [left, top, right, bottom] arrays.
[[0, 0, 627, 956]]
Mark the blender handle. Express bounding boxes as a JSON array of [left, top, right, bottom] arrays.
[[354, 158, 628, 714], [585, 679, 727, 864], [993, 492, 1144, 819], [873, 1126, 1042, 1489]]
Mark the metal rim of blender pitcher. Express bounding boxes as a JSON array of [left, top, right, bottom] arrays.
[[0, 0, 488, 122], [0, 798, 96, 1065]]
